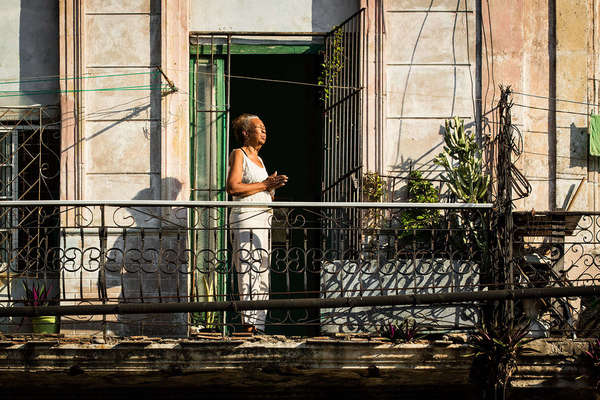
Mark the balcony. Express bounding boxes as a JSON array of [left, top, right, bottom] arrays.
[[0, 200, 496, 338], [0, 201, 598, 397]]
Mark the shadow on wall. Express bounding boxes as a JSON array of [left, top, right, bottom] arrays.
[[19, 0, 59, 108], [58, 0, 162, 182], [104, 178, 188, 337], [557, 123, 589, 209], [390, 0, 475, 175], [311, 0, 360, 32]]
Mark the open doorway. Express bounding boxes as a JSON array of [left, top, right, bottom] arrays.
[[229, 54, 322, 202], [229, 53, 323, 336]]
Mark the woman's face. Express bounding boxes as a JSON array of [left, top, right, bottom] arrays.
[[244, 118, 267, 146]]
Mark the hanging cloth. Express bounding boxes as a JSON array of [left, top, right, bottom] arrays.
[[590, 114, 600, 156]]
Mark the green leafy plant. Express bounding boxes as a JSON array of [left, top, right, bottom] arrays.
[[202, 275, 217, 329], [191, 274, 218, 331], [433, 118, 491, 256], [468, 318, 534, 399], [363, 171, 386, 202], [362, 172, 388, 241], [397, 170, 441, 245], [21, 281, 53, 307], [318, 27, 344, 103], [434, 117, 489, 203], [379, 318, 421, 343]]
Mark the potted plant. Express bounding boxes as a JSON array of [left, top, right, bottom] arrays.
[[396, 170, 442, 249], [22, 281, 57, 334]]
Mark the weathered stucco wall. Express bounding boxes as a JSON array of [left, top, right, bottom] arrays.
[[383, 0, 599, 212], [190, 0, 359, 33], [59, 0, 190, 337], [382, 0, 476, 188], [0, 0, 59, 110], [482, 0, 597, 212], [82, 0, 162, 201]]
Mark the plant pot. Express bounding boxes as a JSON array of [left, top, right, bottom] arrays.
[[31, 316, 57, 334]]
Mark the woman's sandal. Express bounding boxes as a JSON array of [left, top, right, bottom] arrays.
[[241, 324, 257, 334]]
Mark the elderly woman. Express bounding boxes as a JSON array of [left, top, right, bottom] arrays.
[[226, 114, 288, 333]]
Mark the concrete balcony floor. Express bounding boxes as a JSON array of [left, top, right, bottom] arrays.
[[0, 334, 596, 399]]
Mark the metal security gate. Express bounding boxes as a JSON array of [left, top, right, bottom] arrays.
[[321, 9, 366, 250]]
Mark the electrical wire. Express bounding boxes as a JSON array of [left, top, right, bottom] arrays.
[[0, 84, 169, 98], [0, 70, 159, 86], [0, 67, 360, 92], [513, 90, 600, 109], [512, 102, 590, 117]]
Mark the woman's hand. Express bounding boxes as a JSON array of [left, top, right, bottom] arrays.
[[264, 171, 288, 191]]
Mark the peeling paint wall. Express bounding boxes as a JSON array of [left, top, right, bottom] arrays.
[[381, 0, 476, 192], [59, 0, 189, 337], [482, 0, 597, 212], [82, 0, 162, 201]]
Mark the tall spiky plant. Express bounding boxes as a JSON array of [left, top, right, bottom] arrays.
[[434, 117, 489, 203]]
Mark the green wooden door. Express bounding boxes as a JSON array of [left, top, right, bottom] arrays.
[[189, 56, 227, 331]]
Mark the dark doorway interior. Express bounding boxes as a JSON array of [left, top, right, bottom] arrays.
[[229, 53, 323, 336], [229, 54, 322, 202]]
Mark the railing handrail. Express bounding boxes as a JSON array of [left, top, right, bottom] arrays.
[[0, 200, 494, 209]]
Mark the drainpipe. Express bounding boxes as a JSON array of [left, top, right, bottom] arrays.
[[548, 0, 557, 210], [475, 0, 482, 145]]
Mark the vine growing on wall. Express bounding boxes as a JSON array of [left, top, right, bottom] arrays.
[[363, 171, 386, 202], [362, 171, 387, 236], [318, 26, 344, 103]]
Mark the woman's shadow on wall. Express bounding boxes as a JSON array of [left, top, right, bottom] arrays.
[[104, 177, 188, 337]]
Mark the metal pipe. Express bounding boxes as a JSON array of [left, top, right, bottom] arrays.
[[190, 31, 327, 37], [0, 200, 494, 208], [3, 285, 599, 317], [566, 177, 587, 211], [475, 0, 482, 145], [549, 0, 557, 210], [209, 34, 214, 201]]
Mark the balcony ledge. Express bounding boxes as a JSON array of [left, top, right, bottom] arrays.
[[0, 336, 594, 397]]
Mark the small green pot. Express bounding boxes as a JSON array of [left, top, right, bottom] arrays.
[[31, 316, 57, 334]]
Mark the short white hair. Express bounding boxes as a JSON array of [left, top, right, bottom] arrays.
[[232, 113, 260, 143]]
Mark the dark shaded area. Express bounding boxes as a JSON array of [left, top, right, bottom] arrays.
[[311, 0, 360, 32], [149, 0, 162, 194], [229, 54, 322, 203], [19, 0, 60, 106], [1, 379, 595, 400], [229, 54, 323, 336]]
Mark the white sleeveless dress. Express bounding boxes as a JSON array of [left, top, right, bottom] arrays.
[[229, 149, 272, 332]]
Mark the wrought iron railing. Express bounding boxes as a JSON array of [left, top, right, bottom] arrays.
[[0, 200, 495, 337], [513, 211, 600, 338]]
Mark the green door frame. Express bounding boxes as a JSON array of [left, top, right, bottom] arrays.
[[189, 56, 227, 331], [189, 43, 323, 334]]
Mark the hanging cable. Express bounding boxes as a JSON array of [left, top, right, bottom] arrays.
[[0, 84, 169, 98], [0, 70, 159, 86], [513, 90, 600, 108], [512, 103, 590, 116]]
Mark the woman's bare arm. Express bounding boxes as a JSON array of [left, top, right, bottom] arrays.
[[226, 149, 287, 198]]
